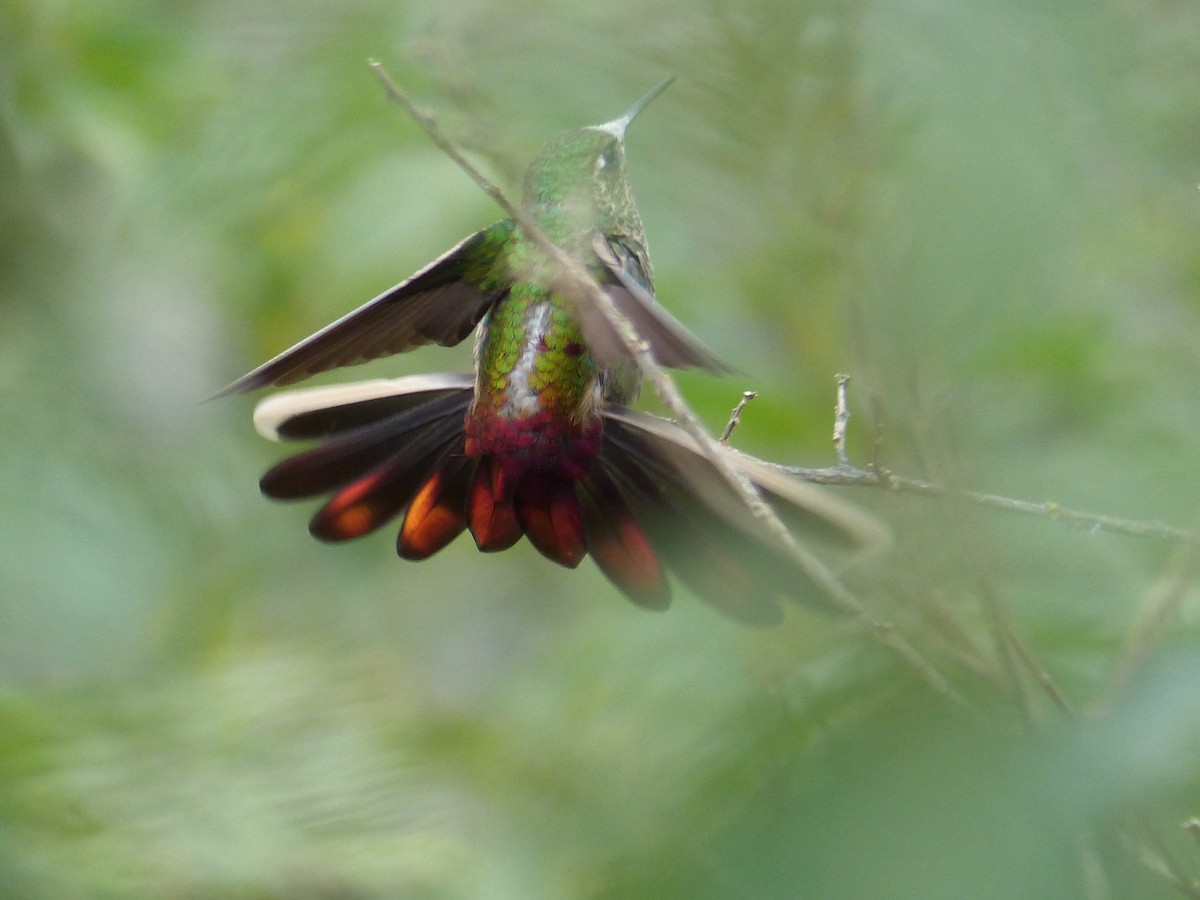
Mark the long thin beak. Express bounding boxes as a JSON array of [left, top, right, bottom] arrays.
[[599, 76, 676, 139]]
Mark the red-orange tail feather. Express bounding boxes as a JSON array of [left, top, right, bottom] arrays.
[[467, 456, 522, 552], [513, 474, 587, 569], [397, 456, 474, 560]]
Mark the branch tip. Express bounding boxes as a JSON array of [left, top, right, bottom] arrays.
[[720, 390, 757, 445], [832, 373, 851, 467]]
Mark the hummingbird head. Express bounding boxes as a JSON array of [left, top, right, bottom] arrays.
[[523, 77, 675, 238]]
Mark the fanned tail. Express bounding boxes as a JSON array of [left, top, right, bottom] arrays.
[[252, 375, 887, 624]]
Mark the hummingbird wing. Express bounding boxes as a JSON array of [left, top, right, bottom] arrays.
[[601, 407, 889, 552], [585, 232, 732, 374], [213, 222, 516, 397], [599, 407, 890, 623]]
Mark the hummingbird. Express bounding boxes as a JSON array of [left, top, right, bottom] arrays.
[[219, 78, 885, 625]]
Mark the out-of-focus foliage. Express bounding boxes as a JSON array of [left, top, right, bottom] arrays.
[[3, 0, 1200, 896]]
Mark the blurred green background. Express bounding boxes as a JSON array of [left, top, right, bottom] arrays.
[[3, 0, 1200, 896]]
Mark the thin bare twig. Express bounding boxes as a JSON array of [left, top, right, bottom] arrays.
[[368, 62, 971, 711], [1106, 538, 1200, 702], [979, 581, 1039, 721], [903, 398, 1058, 722], [912, 408, 1069, 721], [720, 391, 757, 444], [711, 376, 1200, 549], [1002, 619, 1075, 716], [763, 459, 1200, 547]]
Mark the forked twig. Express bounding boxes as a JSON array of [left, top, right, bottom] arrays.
[[760, 377, 1200, 549]]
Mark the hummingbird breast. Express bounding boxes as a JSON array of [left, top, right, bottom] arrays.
[[465, 284, 602, 481]]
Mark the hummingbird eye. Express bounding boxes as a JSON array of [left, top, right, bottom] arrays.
[[594, 144, 619, 175]]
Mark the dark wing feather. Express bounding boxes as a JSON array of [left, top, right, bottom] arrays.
[[214, 222, 514, 397], [582, 231, 731, 374], [598, 407, 890, 620], [601, 407, 890, 552], [596, 438, 785, 625]]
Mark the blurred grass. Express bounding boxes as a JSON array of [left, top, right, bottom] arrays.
[[3, 0, 1200, 896]]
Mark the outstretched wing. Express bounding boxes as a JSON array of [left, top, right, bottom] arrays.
[[599, 406, 890, 623], [603, 407, 889, 550], [214, 221, 515, 397], [581, 231, 731, 374]]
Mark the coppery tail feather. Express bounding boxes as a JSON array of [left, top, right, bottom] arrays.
[[397, 454, 475, 559], [252, 374, 887, 624]]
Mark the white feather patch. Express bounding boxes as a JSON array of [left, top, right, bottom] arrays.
[[252, 373, 474, 441]]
